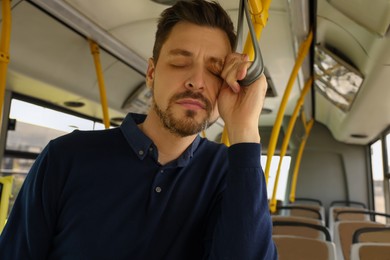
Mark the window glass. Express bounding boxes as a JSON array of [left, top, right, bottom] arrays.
[[6, 99, 98, 153], [262, 155, 291, 201], [370, 140, 386, 223], [2, 98, 105, 217], [386, 133, 390, 174]]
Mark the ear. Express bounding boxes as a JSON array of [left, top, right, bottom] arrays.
[[146, 58, 155, 88]]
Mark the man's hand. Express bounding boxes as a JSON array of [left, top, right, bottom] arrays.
[[218, 53, 268, 145]]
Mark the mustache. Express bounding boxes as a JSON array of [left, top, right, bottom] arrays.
[[170, 90, 212, 112]]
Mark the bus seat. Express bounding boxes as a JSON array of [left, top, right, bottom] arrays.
[[350, 242, 390, 260], [328, 207, 369, 237], [352, 226, 390, 244], [328, 201, 366, 229], [290, 203, 325, 222], [276, 205, 323, 223], [333, 221, 385, 260], [272, 235, 337, 260], [290, 197, 325, 220], [294, 197, 323, 206], [272, 216, 330, 241]]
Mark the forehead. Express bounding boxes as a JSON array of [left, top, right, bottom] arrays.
[[161, 21, 232, 59]]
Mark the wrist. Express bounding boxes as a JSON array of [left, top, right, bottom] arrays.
[[227, 125, 260, 144]]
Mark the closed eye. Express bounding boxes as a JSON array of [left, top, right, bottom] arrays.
[[208, 64, 223, 78], [170, 63, 189, 68]]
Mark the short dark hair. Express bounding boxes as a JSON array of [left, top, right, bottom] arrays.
[[152, 0, 236, 62]]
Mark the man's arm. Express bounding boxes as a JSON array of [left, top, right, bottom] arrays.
[[0, 145, 57, 259], [204, 53, 277, 259], [205, 143, 277, 260]]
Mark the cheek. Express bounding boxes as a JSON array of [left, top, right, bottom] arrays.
[[152, 73, 173, 105]]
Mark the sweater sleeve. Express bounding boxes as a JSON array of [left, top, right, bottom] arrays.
[[206, 143, 277, 260], [0, 143, 60, 260]]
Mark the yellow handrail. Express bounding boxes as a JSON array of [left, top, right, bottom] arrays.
[[89, 40, 110, 129], [0, 0, 11, 127], [264, 30, 313, 183], [269, 77, 313, 213], [221, 0, 271, 146], [289, 117, 314, 203], [0, 176, 14, 233]]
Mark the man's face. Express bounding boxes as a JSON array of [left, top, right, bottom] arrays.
[[146, 21, 231, 137]]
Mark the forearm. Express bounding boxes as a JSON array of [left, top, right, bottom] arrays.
[[206, 143, 277, 259]]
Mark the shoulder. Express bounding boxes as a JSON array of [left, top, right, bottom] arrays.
[[48, 127, 124, 157]]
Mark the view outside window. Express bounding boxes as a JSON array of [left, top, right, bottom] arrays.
[[262, 155, 291, 202], [386, 133, 390, 174], [1, 98, 105, 216], [370, 139, 386, 223]]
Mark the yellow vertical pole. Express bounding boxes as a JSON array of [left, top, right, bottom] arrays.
[[289, 118, 314, 203], [221, 0, 271, 146], [89, 40, 110, 129], [0, 176, 14, 233], [264, 30, 313, 183], [0, 0, 11, 127], [269, 78, 313, 212]]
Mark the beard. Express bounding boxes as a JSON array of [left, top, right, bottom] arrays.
[[152, 88, 215, 137]]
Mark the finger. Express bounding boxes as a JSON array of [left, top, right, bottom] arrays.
[[221, 54, 250, 92]]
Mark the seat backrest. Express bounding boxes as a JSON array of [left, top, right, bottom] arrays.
[[333, 221, 385, 260], [353, 226, 390, 244], [350, 242, 390, 260], [272, 216, 330, 241], [277, 205, 323, 221], [273, 235, 337, 260], [328, 200, 366, 229], [291, 203, 326, 221], [328, 207, 369, 238]]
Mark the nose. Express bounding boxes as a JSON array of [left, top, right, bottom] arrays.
[[184, 66, 205, 91]]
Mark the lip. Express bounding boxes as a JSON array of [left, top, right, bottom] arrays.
[[176, 98, 206, 110]]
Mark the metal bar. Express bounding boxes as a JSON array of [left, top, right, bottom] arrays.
[[221, 127, 230, 146], [0, 176, 13, 233], [0, 0, 11, 130], [264, 30, 313, 183], [269, 78, 313, 213], [89, 40, 110, 129], [289, 118, 314, 203]]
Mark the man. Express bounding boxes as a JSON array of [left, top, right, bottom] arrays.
[[0, 1, 277, 259]]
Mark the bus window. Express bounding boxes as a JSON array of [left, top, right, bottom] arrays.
[[386, 133, 390, 174], [370, 140, 386, 223], [1, 97, 108, 217], [261, 155, 291, 202]]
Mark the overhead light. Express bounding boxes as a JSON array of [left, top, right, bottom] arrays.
[[64, 101, 85, 108], [350, 134, 368, 139], [314, 45, 364, 112], [150, 0, 190, 6]]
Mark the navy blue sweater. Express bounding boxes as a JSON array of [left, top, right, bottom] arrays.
[[0, 113, 277, 259]]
